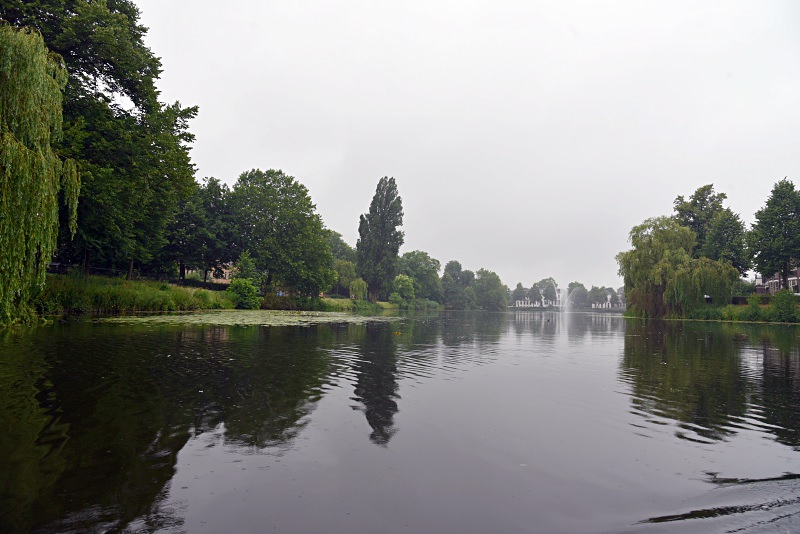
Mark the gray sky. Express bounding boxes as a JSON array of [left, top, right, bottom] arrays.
[[136, 0, 800, 290]]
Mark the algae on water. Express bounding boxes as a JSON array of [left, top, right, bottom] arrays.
[[99, 309, 396, 327]]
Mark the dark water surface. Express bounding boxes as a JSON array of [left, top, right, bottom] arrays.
[[1, 311, 799, 533]]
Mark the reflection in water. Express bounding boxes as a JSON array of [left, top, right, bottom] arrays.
[[350, 322, 400, 446], [1, 313, 799, 532], [620, 320, 800, 448]]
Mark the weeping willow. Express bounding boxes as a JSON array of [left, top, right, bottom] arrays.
[[617, 216, 738, 318], [0, 25, 80, 324]]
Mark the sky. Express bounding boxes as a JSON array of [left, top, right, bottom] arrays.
[[135, 0, 800, 290]]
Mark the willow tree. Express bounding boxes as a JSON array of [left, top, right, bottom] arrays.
[[617, 216, 737, 318], [0, 25, 79, 324]]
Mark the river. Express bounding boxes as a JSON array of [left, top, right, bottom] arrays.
[[1, 311, 798, 533]]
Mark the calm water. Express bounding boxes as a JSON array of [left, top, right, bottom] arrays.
[[1, 311, 799, 533]]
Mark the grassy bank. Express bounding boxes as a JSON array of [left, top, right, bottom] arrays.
[[36, 274, 235, 315], [318, 297, 393, 313], [624, 292, 800, 324]]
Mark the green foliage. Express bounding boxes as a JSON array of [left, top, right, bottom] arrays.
[[701, 208, 749, 275], [472, 269, 508, 311], [527, 283, 543, 306], [770, 290, 798, 323], [537, 277, 558, 305], [230, 169, 335, 296], [441, 261, 477, 309], [673, 184, 727, 257], [566, 281, 588, 308], [231, 250, 260, 282], [35, 274, 233, 314], [357, 177, 404, 302], [617, 216, 738, 318], [398, 250, 442, 302], [326, 230, 356, 262], [749, 179, 800, 289], [349, 278, 368, 301], [333, 259, 357, 296], [226, 278, 262, 310], [0, 25, 80, 324], [4, 1, 198, 277], [163, 177, 234, 281], [511, 283, 527, 303], [392, 274, 415, 301], [737, 295, 764, 322]]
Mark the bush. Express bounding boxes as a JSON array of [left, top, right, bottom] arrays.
[[226, 278, 262, 309], [770, 290, 798, 323], [738, 295, 763, 322]]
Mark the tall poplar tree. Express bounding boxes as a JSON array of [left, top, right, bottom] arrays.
[[0, 25, 79, 324], [357, 177, 404, 302]]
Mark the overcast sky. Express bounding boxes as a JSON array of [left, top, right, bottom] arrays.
[[136, 0, 800, 290]]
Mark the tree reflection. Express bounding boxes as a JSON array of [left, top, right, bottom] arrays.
[[620, 321, 748, 442], [758, 339, 800, 450], [352, 322, 400, 446], [0, 322, 337, 532]]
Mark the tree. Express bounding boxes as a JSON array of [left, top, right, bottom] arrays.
[[441, 260, 478, 309], [0, 25, 79, 324], [399, 250, 443, 302], [349, 278, 368, 301], [3, 1, 199, 276], [326, 230, 356, 262], [357, 177, 404, 302], [749, 179, 800, 290], [511, 283, 527, 303], [472, 269, 508, 311], [229, 169, 335, 296], [617, 217, 694, 317], [617, 216, 738, 317], [588, 286, 608, 307], [333, 260, 357, 296], [701, 208, 749, 275], [567, 281, 588, 308], [538, 277, 558, 306], [389, 274, 415, 306], [528, 283, 542, 306], [673, 184, 726, 256]]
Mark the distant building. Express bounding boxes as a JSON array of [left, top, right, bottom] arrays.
[[756, 269, 800, 294]]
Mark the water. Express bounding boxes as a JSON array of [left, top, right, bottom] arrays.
[[1, 311, 798, 533]]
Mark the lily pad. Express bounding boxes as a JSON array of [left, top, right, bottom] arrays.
[[99, 309, 396, 327]]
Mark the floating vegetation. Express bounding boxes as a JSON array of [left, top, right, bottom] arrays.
[[99, 309, 396, 327]]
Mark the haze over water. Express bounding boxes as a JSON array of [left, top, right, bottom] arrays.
[[1, 311, 798, 532]]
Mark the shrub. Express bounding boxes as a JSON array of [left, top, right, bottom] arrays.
[[226, 278, 262, 309], [770, 290, 798, 323], [738, 295, 763, 322]]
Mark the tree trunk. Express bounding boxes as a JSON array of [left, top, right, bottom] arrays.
[[127, 259, 134, 280], [369, 289, 378, 303], [83, 247, 90, 276], [782, 265, 790, 292], [203, 269, 208, 283], [179, 260, 185, 284]]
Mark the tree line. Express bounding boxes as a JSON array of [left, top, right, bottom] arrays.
[[509, 280, 624, 309], [0, 4, 509, 321], [617, 181, 799, 318]]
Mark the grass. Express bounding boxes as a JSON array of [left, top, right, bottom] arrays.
[[318, 298, 389, 313], [36, 274, 235, 315]]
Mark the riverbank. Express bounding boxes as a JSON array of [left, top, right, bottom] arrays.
[[34, 275, 406, 317], [622, 293, 799, 324], [36, 274, 236, 315]]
